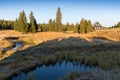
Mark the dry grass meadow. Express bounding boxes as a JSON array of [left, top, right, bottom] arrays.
[[0, 28, 120, 60], [0, 28, 120, 45], [0, 28, 120, 80]]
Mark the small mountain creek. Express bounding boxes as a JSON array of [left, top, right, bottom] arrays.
[[12, 61, 96, 80]]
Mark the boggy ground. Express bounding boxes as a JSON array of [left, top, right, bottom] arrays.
[[0, 28, 120, 80]]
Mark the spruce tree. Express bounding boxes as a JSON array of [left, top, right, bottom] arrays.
[[87, 20, 93, 32], [18, 11, 28, 33], [56, 7, 62, 31], [79, 19, 93, 33], [22, 11, 29, 33], [3, 21, 7, 29], [84, 20, 88, 33], [80, 18, 85, 33], [66, 23, 70, 31], [48, 19, 53, 31], [74, 23, 79, 33], [29, 11, 38, 33], [14, 19, 18, 31], [70, 24, 74, 31]]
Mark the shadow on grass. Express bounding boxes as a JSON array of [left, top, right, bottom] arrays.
[[0, 36, 120, 80]]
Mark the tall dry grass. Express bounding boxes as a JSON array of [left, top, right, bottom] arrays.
[[0, 28, 120, 45], [0, 28, 120, 60], [85, 28, 120, 41], [0, 40, 13, 48]]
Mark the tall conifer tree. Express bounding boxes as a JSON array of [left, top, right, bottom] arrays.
[[18, 11, 28, 33], [74, 23, 79, 33], [56, 7, 62, 31], [80, 18, 85, 33], [87, 20, 93, 32], [29, 11, 38, 33], [48, 19, 53, 31], [14, 19, 18, 31]]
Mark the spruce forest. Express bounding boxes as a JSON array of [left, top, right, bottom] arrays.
[[0, 7, 98, 33]]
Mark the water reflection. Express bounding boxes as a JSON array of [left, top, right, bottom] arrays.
[[12, 61, 96, 80]]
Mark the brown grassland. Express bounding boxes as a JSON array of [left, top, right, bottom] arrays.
[[0, 28, 120, 80], [0, 28, 120, 44]]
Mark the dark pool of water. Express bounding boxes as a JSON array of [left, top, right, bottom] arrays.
[[12, 61, 96, 80], [13, 42, 24, 50]]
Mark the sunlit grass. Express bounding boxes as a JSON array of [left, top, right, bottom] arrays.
[[0, 39, 13, 48], [0, 28, 120, 80]]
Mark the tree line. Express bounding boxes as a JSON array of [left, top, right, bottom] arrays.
[[0, 20, 14, 30], [0, 7, 93, 34]]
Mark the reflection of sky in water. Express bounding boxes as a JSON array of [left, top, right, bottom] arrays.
[[13, 42, 24, 50], [12, 61, 96, 80]]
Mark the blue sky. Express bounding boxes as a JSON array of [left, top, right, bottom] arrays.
[[0, 0, 120, 27]]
